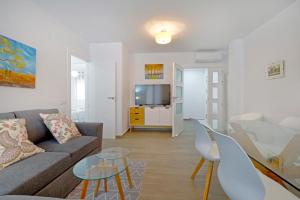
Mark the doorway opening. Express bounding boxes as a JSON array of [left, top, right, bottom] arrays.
[[70, 56, 88, 122], [183, 68, 208, 120], [183, 68, 225, 131]]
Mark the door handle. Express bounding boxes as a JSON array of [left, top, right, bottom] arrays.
[[107, 97, 115, 100]]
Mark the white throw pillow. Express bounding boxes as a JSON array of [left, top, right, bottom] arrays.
[[0, 119, 45, 170], [40, 113, 81, 144]]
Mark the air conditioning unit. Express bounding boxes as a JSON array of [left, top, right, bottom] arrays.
[[194, 51, 224, 63]]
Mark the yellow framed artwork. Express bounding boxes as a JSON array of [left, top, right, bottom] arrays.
[[0, 34, 36, 88], [145, 64, 163, 80]]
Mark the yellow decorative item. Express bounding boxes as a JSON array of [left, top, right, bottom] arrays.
[[145, 64, 163, 80]]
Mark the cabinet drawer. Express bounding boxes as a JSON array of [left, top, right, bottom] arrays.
[[130, 113, 144, 119], [130, 118, 144, 125], [130, 107, 144, 114]]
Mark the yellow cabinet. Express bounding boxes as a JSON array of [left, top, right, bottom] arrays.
[[129, 107, 145, 131]]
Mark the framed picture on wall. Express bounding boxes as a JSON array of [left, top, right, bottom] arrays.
[[145, 64, 164, 80], [266, 60, 284, 80], [0, 34, 36, 88]]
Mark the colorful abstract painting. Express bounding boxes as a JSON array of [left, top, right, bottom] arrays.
[[0, 34, 36, 88], [145, 64, 164, 80]]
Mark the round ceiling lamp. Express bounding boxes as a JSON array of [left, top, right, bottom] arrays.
[[155, 30, 172, 44]]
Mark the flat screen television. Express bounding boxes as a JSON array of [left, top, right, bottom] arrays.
[[135, 84, 171, 106]]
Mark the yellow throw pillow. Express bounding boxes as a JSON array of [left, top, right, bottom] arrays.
[[40, 113, 81, 144], [0, 119, 45, 170]]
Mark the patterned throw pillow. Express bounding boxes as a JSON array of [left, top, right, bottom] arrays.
[[40, 113, 81, 144], [0, 119, 45, 170]]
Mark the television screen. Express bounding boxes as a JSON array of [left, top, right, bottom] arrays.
[[135, 84, 171, 106]]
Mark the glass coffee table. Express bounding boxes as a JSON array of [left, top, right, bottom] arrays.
[[73, 147, 133, 200]]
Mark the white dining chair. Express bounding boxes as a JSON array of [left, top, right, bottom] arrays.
[[191, 120, 220, 200], [211, 131, 299, 200]]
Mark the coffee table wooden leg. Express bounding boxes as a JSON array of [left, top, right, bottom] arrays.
[[81, 180, 89, 199], [94, 179, 101, 196], [115, 173, 125, 200], [125, 167, 133, 188], [123, 158, 133, 188], [104, 178, 108, 192]]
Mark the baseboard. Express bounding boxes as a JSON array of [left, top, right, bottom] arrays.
[[131, 127, 172, 132], [116, 128, 130, 136]]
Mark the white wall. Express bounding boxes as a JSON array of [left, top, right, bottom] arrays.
[[0, 0, 89, 114], [244, 1, 300, 123], [227, 39, 245, 119], [183, 69, 208, 119], [228, 1, 300, 123], [130, 52, 226, 105], [121, 46, 130, 135]]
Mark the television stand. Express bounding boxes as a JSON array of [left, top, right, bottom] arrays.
[[129, 106, 172, 132]]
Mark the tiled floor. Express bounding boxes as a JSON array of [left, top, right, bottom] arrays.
[[102, 120, 229, 200]]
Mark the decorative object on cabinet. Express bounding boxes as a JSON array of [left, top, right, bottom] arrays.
[[145, 64, 163, 80], [0, 34, 36, 88], [266, 60, 284, 79]]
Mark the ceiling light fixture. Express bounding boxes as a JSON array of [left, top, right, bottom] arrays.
[[155, 30, 172, 44]]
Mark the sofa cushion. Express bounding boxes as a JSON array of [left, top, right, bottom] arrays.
[[14, 109, 59, 144], [0, 152, 71, 196], [37, 136, 100, 163], [0, 113, 15, 120], [0, 119, 45, 170], [40, 113, 81, 144]]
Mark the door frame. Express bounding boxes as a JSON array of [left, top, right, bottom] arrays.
[[68, 54, 89, 122], [182, 66, 226, 132], [172, 62, 184, 137]]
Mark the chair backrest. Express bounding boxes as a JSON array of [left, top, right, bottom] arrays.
[[212, 131, 265, 200], [192, 120, 215, 159]]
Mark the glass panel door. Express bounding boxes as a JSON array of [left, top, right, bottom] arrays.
[[172, 63, 184, 137], [207, 69, 225, 131]]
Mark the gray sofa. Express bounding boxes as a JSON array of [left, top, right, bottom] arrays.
[[0, 109, 103, 199]]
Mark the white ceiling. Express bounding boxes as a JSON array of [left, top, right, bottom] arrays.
[[32, 0, 295, 53]]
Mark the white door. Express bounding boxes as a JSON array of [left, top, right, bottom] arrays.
[[172, 63, 184, 137], [207, 68, 225, 131], [95, 61, 117, 139]]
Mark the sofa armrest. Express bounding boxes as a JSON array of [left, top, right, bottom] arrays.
[[75, 122, 103, 139]]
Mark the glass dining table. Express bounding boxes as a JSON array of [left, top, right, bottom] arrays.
[[201, 119, 300, 193]]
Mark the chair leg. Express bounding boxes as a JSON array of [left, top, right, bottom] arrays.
[[202, 161, 214, 200], [191, 158, 206, 179]]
